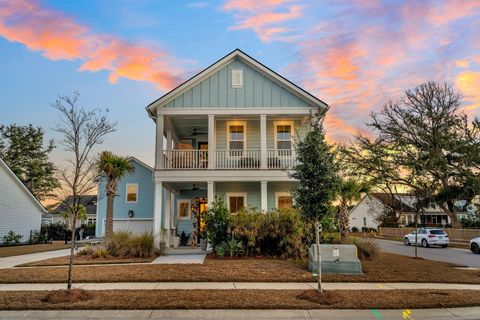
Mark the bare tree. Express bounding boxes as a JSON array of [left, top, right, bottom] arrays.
[[52, 92, 116, 289]]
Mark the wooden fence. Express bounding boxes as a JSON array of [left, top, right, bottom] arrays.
[[378, 227, 480, 242]]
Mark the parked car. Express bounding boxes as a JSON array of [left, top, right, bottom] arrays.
[[404, 228, 449, 248], [470, 237, 480, 254]]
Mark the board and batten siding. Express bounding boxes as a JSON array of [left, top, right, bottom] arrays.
[[0, 161, 42, 243], [96, 160, 155, 237], [164, 59, 310, 109]]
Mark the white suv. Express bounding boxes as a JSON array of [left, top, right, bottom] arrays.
[[471, 237, 480, 254], [404, 228, 449, 248]]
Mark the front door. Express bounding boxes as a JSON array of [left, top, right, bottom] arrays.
[[191, 197, 208, 246], [198, 142, 208, 168]]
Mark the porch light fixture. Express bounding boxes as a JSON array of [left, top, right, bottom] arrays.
[[128, 210, 134, 218], [192, 184, 199, 191]]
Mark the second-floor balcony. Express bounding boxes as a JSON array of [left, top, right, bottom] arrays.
[[160, 149, 297, 170]]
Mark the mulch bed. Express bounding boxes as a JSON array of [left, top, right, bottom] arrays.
[[1, 252, 479, 284], [0, 242, 69, 258], [0, 289, 479, 310], [17, 255, 156, 267]]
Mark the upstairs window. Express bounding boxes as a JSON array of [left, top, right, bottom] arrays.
[[126, 184, 138, 203], [227, 121, 246, 156], [231, 69, 243, 88], [274, 121, 294, 156]]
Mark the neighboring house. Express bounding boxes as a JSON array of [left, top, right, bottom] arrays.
[[52, 195, 97, 226], [349, 193, 477, 230], [0, 157, 46, 243], [41, 212, 53, 225], [147, 49, 326, 247], [96, 157, 154, 237]]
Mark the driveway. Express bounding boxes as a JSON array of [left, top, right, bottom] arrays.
[[374, 238, 480, 268], [0, 249, 70, 269]]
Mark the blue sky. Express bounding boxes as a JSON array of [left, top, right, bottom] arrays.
[[0, 0, 479, 166]]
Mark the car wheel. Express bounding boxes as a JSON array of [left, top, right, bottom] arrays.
[[472, 243, 480, 254], [422, 239, 429, 248], [441, 244, 448, 248], [404, 238, 411, 246]]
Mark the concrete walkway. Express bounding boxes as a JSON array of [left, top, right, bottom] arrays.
[[0, 308, 479, 320], [152, 254, 206, 264], [1, 281, 480, 291], [0, 249, 71, 269]]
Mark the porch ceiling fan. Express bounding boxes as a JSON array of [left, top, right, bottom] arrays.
[[180, 128, 208, 139]]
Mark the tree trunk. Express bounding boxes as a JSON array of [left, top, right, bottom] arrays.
[[439, 203, 461, 228], [105, 193, 115, 241], [339, 206, 349, 244], [314, 220, 322, 293], [67, 212, 77, 290], [414, 211, 418, 259]]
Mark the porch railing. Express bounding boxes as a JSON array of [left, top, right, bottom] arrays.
[[161, 149, 297, 170]]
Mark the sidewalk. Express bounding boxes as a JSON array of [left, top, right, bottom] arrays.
[[0, 307, 479, 320], [1, 282, 480, 291], [0, 249, 71, 269]]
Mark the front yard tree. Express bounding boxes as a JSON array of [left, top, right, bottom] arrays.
[[343, 82, 480, 228], [52, 92, 115, 289], [0, 124, 59, 200], [291, 109, 338, 293], [97, 151, 134, 241], [336, 179, 370, 243]]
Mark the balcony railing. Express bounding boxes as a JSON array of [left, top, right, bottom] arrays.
[[160, 149, 297, 170]]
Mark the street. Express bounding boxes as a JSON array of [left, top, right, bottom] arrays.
[[374, 238, 480, 268]]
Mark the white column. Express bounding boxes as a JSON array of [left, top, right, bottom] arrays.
[[207, 181, 214, 207], [260, 114, 267, 169], [261, 181, 268, 212], [155, 114, 165, 170], [153, 181, 163, 249], [208, 114, 215, 169], [165, 187, 172, 247]]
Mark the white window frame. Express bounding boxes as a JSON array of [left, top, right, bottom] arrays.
[[226, 120, 247, 151], [275, 192, 294, 209], [126, 183, 139, 203], [177, 199, 191, 220], [226, 192, 248, 213], [274, 120, 294, 153], [231, 69, 243, 88]]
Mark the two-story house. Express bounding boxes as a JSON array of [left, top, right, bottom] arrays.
[[147, 49, 327, 247]]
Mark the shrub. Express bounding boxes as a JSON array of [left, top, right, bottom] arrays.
[[351, 227, 359, 233], [41, 222, 67, 240], [230, 207, 263, 255], [78, 245, 94, 256], [204, 198, 230, 249], [216, 239, 245, 257], [461, 217, 480, 229], [361, 226, 369, 232], [179, 231, 190, 246], [105, 231, 155, 258], [353, 238, 379, 261], [2, 231, 23, 245], [91, 247, 108, 259], [30, 230, 49, 244]]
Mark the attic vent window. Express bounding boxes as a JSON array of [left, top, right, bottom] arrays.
[[231, 69, 243, 88]]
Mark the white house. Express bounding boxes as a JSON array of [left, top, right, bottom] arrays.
[[0, 157, 46, 243], [147, 49, 326, 247]]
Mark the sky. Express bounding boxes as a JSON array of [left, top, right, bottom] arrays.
[[0, 0, 479, 167]]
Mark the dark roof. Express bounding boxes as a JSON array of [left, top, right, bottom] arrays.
[[52, 195, 97, 215]]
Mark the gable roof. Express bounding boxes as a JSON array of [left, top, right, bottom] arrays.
[[53, 195, 97, 215], [146, 48, 328, 117], [0, 157, 47, 214], [128, 157, 153, 172]]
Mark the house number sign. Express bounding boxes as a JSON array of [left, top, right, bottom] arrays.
[[332, 248, 339, 257]]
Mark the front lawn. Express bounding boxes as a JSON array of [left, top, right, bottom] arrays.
[[17, 255, 156, 267], [0, 289, 479, 310], [0, 242, 69, 258], [1, 252, 479, 284]]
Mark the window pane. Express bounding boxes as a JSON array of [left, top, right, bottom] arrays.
[[230, 141, 244, 150], [127, 185, 138, 202], [278, 196, 293, 209], [277, 141, 291, 150], [229, 196, 244, 213], [277, 125, 291, 140]]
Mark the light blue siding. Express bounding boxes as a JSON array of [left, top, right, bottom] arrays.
[[163, 59, 310, 109], [267, 181, 297, 211], [96, 160, 154, 237]]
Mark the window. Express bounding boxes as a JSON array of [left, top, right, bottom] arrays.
[[274, 121, 294, 155], [231, 69, 243, 88], [227, 121, 246, 156], [275, 192, 293, 209], [126, 184, 138, 203], [178, 200, 191, 220], [87, 218, 96, 225], [226, 193, 247, 213], [363, 217, 367, 226]]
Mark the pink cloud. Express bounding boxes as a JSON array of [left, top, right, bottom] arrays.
[[0, 0, 185, 91]]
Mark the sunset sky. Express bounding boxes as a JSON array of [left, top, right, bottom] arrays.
[[1, 0, 479, 166]]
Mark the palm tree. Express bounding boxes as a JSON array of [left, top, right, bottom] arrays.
[[337, 178, 371, 243], [97, 151, 134, 241]]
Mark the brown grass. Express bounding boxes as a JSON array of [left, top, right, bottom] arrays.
[[18, 255, 156, 267], [0, 242, 69, 258], [0, 289, 479, 310], [41, 289, 92, 304], [1, 252, 479, 284]]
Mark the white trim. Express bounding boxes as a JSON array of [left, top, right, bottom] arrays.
[[177, 199, 191, 220], [226, 192, 247, 213], [226, 120, 247, 151], [128, 157, 153, 171], [275, 192, 294, 209], [126, 183, 139, 203], [273, 120, 294, 152], [154, 170, 295, 182], [0, 157, 47, 213], [147, 49, 327, 116], [156, 107, 315, 116]]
